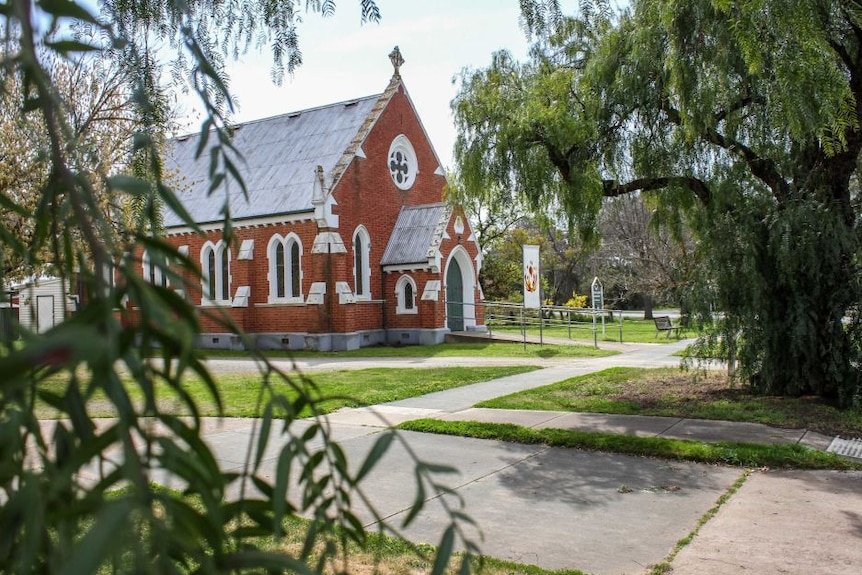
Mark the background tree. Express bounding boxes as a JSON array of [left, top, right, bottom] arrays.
[[454, 0, 862, 405], [589, 194, 696, 318], [1, 47, 149, 282], [0, 1, 475, 573]]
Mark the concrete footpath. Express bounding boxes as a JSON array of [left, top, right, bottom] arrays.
[[196, 338, 862, 574]]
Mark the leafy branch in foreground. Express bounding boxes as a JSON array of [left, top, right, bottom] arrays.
[[0, 1, 477, 573]]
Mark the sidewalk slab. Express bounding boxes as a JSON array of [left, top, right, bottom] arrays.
[[671, 470, 862, 575], [799, 430, 836, 451], [326, 405, 443, 427], [536, 411, 682, 437], [381, 433, 744, 574], [659, 418, 806, 444]]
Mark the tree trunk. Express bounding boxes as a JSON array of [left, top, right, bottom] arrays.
[[642, 293, 654, 320]]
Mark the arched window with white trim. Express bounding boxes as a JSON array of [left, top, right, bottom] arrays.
[[200, 240, 231, 305], [395, 274, 417, 315], [352, 226, 371, 300], [142, 251, 168, 287], [268, 233, 303, 303]]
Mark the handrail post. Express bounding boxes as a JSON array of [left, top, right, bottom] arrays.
[[539, 303, 544, 346], [619, 310, 623, 343]]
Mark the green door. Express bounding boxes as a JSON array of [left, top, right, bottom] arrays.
[[446, 259, 464, 331]]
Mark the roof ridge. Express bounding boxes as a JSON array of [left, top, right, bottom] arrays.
[[169, 93, 383, 141]]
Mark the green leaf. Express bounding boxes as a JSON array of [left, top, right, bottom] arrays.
[[272, 446, 295, 534], [38, 0, 100, 25], [402, 469, 427, 527], [353, 430, 394, 484], [254, 402, 273, 471], [223, 550, 316, 574], [431, 525, 456, 575], [44, 39, 101, 53], [58, 498, 132, 575]]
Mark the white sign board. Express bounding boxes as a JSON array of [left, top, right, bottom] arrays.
[[591, 277, 604, 310], [523, 245, 541, 309]]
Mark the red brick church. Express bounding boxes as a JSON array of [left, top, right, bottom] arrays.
[[150, 47, 484, 350]]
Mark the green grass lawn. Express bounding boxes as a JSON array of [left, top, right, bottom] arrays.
[[398, 419, 860, 470], [476, 366, 862, 437], [489, 317, 691, 344], [36, 366, 539, 419], [201, 340, 617, 360]]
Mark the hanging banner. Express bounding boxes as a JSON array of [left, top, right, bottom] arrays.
[[523, 244, 540, 309]]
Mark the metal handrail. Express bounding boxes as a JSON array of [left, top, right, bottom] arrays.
[[444, 300, 624, 348]]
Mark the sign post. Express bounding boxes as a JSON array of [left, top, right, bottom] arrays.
[[591, 276, 605, 336]]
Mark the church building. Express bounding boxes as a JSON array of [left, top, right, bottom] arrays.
[[149, 48, 484, 350]]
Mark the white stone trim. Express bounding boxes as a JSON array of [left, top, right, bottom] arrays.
[[232, 286, 251, 307], [312, 231, 347, 254], [237, 239, 255, 260], [336, 281, 355, 304], [421, 280, 441, 301], [307, 282, 326, 305]]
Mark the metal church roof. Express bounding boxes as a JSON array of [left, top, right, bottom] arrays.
[[381, 203, 452, 267], [162, 94, 382, 227]]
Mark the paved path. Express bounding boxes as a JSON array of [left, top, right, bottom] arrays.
[[191, 338, 860, 574]]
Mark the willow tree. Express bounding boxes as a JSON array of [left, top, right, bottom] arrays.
[[454, 0, 862, 404], [0, 1, 475, 573]]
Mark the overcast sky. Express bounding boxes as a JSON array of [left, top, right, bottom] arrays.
[[176, 0, 564, 169]]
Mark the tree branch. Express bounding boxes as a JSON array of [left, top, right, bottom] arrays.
[[661, 98, 789, 200], [602, 176, 712, 206]]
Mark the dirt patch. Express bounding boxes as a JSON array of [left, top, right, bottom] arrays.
[[596, 370, 862, 437]]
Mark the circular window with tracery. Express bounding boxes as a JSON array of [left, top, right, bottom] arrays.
[[388, 135, 417, 190]]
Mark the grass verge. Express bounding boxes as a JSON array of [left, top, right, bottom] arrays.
[[37, 366, 539, 419], [201, 341, 616, 360], [475, 367, 862, 437], [397, 419, 862, 470]]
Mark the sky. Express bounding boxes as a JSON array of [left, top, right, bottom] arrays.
[[176, 0, 556, 170]]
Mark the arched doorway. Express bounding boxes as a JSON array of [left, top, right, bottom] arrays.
[[445, 246, 477, 332], [446, 259, 463, 331]]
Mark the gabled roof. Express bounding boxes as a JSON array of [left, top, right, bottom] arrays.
[[381, 203, 452, 267], [162, 91, 389, 228]]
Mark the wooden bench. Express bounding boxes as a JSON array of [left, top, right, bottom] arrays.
[[653, 315, 682, 339]]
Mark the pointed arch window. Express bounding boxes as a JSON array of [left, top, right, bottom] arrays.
[[395, 274, 417, 314], [201, 240, 231, 305], [268, 233, 303, 303], [353, 226, 371, 300]]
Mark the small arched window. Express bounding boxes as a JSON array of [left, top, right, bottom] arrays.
[[395, 274, 417, 315], [353, 226, 371, 300]]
